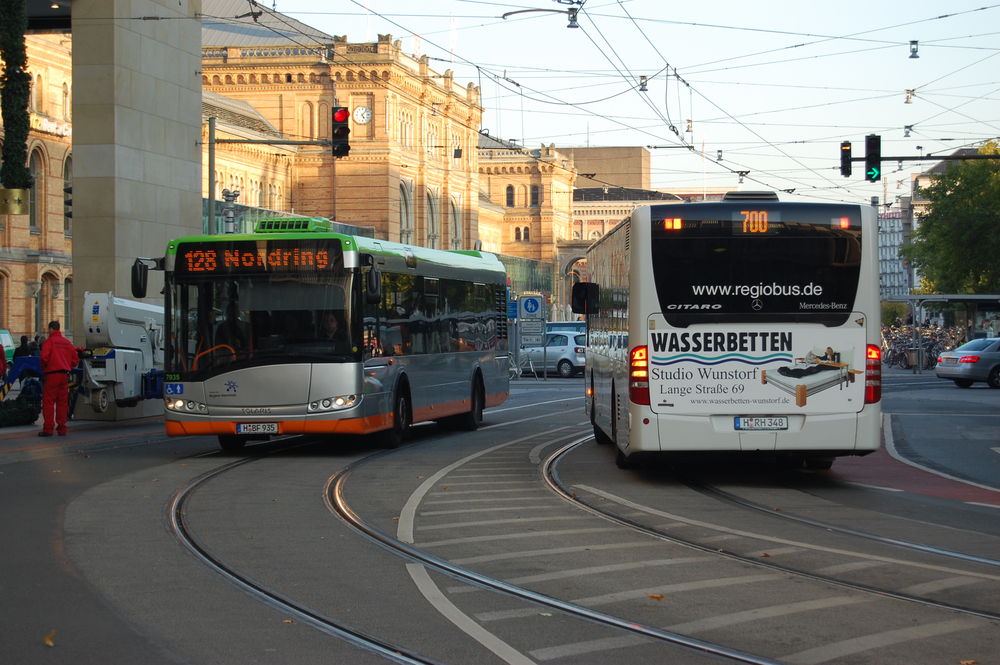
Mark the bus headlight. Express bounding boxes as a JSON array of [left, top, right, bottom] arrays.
[[165, 397, 207, 413], [308, 394, 360, 413]]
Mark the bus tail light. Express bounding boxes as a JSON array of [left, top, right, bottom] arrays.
[[865, 344, 881, 404], [629, 345, 650, 405]]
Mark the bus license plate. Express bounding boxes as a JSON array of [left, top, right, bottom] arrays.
[[734, 416, 788, 431], [237, 423, 278, 434]]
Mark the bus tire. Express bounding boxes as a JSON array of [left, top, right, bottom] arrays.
[[218, 435, 247, 451], [382, 389, 411, 448], [457, 377, 484, 430]]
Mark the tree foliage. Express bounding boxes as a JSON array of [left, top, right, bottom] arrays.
[[901, 142, 1000, 293], [0, 0, 33, 190]]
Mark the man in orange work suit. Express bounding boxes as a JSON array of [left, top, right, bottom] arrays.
[[39, 320, 79, 437]]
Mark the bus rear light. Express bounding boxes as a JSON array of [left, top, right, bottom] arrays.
[[629, 345, 650, 405], [865, 344, 881, 404], [838, 217, 850, 229]]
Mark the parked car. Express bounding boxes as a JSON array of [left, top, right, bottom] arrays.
[[521, 332, 586, 378], [546, 320, 585, 335], [935, 337, 1000, 388]]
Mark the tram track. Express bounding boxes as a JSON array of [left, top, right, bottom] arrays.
[[163, 403, 998, 665], [681, 478, 1000, 568], [165, 407, 781, 664], [326, 429, 784, 665], [167, 439, 446, 665], [544, 438, 1000, 624]]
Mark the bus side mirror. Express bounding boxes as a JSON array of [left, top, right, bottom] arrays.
[[571, 282, 599, 315], [131, 259, 148, 298], [365, 268, 382, 305]]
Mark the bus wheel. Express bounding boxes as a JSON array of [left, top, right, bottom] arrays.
[[218, 435, 247, 451], [458, 379, 484, 430], [615, 448, 634, 470], [382, 390, 411, 448]]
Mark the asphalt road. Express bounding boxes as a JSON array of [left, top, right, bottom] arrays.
[[0, 370, 996, 664]]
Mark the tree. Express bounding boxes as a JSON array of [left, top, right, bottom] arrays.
[[901, 142, 1000, 293], [0, 0, 32, 190]]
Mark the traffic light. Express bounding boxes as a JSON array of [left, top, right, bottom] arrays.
[[864, 134, 881, 182], [63, 186, 72, 219], [331, 107, 350, 157], [839, 141, 852, 177]]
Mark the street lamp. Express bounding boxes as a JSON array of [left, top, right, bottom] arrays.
[[501, 7, 580, 28]]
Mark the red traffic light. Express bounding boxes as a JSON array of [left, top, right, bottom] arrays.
[[331, 106, 351, 157]]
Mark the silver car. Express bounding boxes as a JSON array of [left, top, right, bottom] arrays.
[[521, 332, 586, 378], [935, 337, 1000, 388]]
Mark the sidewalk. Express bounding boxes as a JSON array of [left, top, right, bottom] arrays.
[[0, 413, 164, 457]]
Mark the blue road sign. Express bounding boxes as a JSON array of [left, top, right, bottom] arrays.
[[519, 295, 543, 319]]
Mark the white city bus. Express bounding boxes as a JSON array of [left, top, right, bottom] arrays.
[[133, 217, 510, 450], [573, 192, 881, 470]]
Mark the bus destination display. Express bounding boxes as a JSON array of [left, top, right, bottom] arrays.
[[175, 239, 341, 275]]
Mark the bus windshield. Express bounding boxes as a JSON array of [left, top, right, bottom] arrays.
[[649, 202, 862, 327], [167, 239, 357, 380]]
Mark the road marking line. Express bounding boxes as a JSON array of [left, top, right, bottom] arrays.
[[406, 563, 535, 665], [447, 557, 707, 594], [779, 618, 980, 664], [573, 484, 1000, 581], [901, 576, 977, 595], [477, 575, 782, 621], [451, 541, 661, 565]]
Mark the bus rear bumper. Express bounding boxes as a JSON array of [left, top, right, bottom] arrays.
[[628, 406, 881, 454]]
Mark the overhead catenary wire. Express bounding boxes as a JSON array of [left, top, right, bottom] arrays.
[[216, 0, 999, 203]]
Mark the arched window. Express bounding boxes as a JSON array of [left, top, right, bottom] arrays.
[[514, 228, 522, 241], [63, 278, 73, 332], [426, 193, 439, 249], [505, 185, 514, 207], [523, 226, 530, 242], [450, 199, 462, 249], [63, 156, 72, 236], [301, 101, 314, 138], [531, 185, 541, 207], [399, 183, 413, 243], [29, 150, 43, 234]]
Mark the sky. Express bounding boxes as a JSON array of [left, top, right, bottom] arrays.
[[259, 0, 999, 206]]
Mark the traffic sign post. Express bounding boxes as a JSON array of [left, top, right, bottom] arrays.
[[518, 295, 543, 319]]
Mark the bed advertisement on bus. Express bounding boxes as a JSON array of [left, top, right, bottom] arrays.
[[646, 321, 867, 415]]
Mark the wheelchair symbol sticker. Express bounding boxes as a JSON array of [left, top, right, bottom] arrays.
[[165, 383, 184, 396]]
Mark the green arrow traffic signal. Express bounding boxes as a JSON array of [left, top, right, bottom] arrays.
[[866, 166, 880, 180]]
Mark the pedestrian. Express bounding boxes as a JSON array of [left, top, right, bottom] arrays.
[[38, 320, 79, 437], [13, 335, 32, 358]]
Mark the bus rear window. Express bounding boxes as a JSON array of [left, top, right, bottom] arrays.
[[649, 203, 862, 327]]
